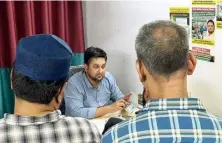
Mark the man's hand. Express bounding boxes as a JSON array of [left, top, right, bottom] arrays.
[[95, 93, 132, 117], [123, 93, 132, 104], [108, 99, 127, 113]]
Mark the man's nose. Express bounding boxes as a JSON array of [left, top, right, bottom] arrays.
[[98, 67, 103, 73]]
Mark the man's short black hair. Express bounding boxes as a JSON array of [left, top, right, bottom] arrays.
[[11, 68, 67, 104], [207, 20, 215, 25], [84, 46, 107, 64]]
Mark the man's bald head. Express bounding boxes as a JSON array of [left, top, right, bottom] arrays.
[[135, 20, 189, 78]]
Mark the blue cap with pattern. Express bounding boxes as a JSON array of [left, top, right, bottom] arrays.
[[14, 34, 72, 80]]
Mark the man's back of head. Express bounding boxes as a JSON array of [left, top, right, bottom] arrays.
[[0, 34, 101, 143], [12, 34, 72, 107], [135, 20, 189, 77], [135, 20, 196, 100]]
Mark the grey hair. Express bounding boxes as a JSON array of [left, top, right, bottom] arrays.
[[135, 20, 189, 77]]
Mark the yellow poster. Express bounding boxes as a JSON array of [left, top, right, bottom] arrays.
[[217, 0, 222, 28], [192, 8, 216, 46], [169, 8, 190, 34], [217, 0, 222, 3], [192, 0, 216, 5], [170, 8, 189, 13]]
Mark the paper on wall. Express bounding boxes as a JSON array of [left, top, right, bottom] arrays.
[[192, 7, 216, 46], [169, 7, 190, 35], [217, 0, 222, 28]]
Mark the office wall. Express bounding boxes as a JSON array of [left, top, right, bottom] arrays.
[[83, 0, 222, 117]]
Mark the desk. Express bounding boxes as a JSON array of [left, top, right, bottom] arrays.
[[89, 108, 139, 134], [89, 118, 107, 134]]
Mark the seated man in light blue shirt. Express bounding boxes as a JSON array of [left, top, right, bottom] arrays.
[[65, 47, 131, 119]]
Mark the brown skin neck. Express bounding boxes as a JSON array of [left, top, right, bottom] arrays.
[[144, 72, 188, 101], [137, 52, 197, 102], [14, 98, 55, 116]]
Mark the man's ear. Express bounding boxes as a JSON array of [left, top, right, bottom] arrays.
[[56, 82, 67, 104], [136, 59, 146, 83], [187, 52, 197, 75], [84, 64, 88, 72]]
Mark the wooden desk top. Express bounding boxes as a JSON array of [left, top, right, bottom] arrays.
[[91, 108, 140, 121]]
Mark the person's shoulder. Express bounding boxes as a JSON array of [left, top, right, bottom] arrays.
[[60, 117, 101, 142], [105, 71, 113, 78], [63, 116, 98, 128], [218, 118, 222, 127], [68, 71, 84, 84], [102, 116, 140, 142], [104, 72, 116, 81], [103, 72, 118, 87], [200, 111, 222, 128], [210, 113, 222, 126]]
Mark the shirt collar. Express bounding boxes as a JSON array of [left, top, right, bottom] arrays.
[[83, 72, 93, 88], [3, 110, 62, 125], [141, 98, 206, 112]]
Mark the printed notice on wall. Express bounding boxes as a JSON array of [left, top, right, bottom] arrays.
[[169, 8, 190, 35], [170, 5, 216, 63], [191, 47, 215, 62], [192, 7, 216, 46], [192, 0, 216, 5], [217, 0, 222, 28]]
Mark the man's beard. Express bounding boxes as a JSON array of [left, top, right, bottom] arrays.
[[88, 74, 104, 83], [208, 30, 214, 34]]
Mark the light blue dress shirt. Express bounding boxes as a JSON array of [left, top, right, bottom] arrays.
[[64, 71, 124, 119]]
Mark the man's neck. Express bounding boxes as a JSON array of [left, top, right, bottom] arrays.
[[146, 76, 188, 100], [14, 98, 54, 116]]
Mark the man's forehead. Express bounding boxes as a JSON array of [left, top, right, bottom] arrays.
[[207, 22, 214, 25], [90, 57, 106, 65]]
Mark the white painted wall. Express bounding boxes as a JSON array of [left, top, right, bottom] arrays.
[[83, 1, 222, 117]]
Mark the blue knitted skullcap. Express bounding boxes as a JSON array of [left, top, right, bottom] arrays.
[[14, 34, 72, 80]]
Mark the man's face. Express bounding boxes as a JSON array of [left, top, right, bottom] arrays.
[[207, 22, 215, 34], [85, 58, 106, 82]]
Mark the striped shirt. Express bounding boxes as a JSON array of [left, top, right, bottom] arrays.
[[102, 98, 222, 143], [0, 110, 101, 143]]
